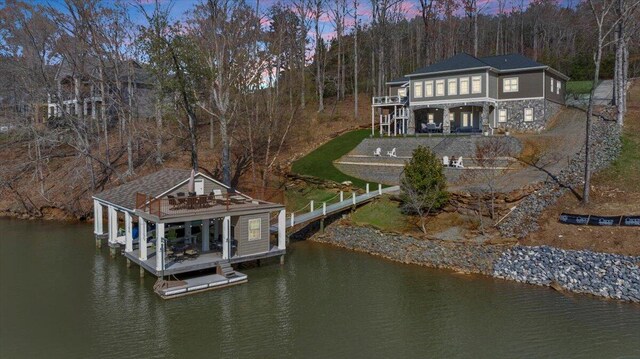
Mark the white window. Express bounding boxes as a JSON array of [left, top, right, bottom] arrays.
[[471, 76, 482, 94], [435, 80, 445, 96], [248, 218, 261, 241], [556, 81, 561, 94], [503, 77, 519, 92], [498, 109, 507, 123], [550, 78, 554, 93], [447, 78, 457, 96], [413, 81, 423, 98], [428, 113, 434, 124], [398, 88, 406, 97], [425, 81, 434, 97], [459, 77, 469, 95], [524, 108, 534, 122]]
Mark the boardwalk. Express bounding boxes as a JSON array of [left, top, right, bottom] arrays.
[[270, 185, 400, 232]]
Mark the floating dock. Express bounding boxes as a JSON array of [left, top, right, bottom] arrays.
[[154, 272, 248, 299]]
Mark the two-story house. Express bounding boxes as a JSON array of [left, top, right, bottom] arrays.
[[371, 53, 568, 135]]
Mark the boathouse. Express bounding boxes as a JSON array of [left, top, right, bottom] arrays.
[[92, 168, 287, 296]]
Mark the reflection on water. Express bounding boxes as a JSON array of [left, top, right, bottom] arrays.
[[1, 218, 639, 358]]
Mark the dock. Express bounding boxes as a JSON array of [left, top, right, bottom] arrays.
[[154, 272, 248, 299]]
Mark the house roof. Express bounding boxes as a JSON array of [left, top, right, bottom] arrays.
[[386, 76, 409, 85], [93, 168, 194, 210], [406, 53, 568, 79], [408, 53, 490, 76], [478, 54, 544, 70]]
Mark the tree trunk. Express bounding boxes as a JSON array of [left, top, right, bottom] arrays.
[[583, 39, 604, 205], [220, 118, 230, 186]]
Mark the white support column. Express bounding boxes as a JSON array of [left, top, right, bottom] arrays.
[[371, 106, 375, 136], [139, 219, 148, 260], [222, 216, 231, 259], [107, 205, 117, 244], [379, 114, 383, 136], [124, 212, 133, 253], [277, 209, 286, 250], [155, 222, 165, 272], [202, 219, 210, 252], [93, 200, 103, 235]]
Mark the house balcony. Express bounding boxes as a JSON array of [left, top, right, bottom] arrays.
[[372, 95, 408, 107]]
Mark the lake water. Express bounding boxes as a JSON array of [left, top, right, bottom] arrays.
[[1, 218, 639, 358]]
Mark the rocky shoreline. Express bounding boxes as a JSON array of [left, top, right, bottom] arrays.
[[314, 224, 640, 302]]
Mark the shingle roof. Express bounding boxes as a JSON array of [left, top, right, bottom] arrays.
[[386, 76, 409, 84], [94, 168, 192, 210], [407, 53, 551, 77], [408, 53, 489, 76], [479, 54, 544, 70]]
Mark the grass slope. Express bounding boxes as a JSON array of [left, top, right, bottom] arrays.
[[291, 129, 372, 188], [566, 80, 594, 95]]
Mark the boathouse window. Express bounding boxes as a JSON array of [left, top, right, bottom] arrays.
[[425, 81, 434, 97], [550, 78, 555, 93], [435, 80, 445, 96], [459, 77, 469, 95], [498, 109, 507, 123], [413, 81, 423, 98], [471, 76, 482, 94], [524, 108, 534, 122], [448, 78, 457, 96], [248, 218, 261, 241], [556, 81, 561, 94], [503, 77, 519, 93]]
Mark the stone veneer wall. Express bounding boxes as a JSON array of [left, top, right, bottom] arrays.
[[496, 99, 561, 132], [498, 116, 621, 238], [315, 225, 640, 302]]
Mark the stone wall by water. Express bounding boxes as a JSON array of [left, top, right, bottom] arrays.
[[316, 225, 640, 302], [314, 225, 511, 275], [493, 246, 640, 302]]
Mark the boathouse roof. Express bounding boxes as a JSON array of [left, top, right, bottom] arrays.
[[93, 168, 204, 210]]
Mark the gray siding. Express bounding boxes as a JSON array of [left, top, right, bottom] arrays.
[[544, 72, 566, 104], [233, 213, 270, 257], [410, 70, 487, 103], [488, 71, 498, 98], [497, 70, 544, 99]]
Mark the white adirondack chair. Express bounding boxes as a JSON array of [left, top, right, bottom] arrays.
[[387, 148, 397, 157], [373, 147, 382, 156], [442, 156, 450, 167], [453, 156, 464, 168]]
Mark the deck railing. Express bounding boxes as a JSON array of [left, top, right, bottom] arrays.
[[372, 95, 407, 105], [134, 186, 284, 219]]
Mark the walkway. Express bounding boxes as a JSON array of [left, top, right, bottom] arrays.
[[270, 185, 399, 232]]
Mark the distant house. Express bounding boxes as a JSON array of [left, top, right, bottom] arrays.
[[371, 53, 569, 135], [47, 58, 154, 121]]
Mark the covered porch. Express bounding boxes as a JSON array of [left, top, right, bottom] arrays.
[[371, 95, 410, 137], [412, 101, 494, 135]]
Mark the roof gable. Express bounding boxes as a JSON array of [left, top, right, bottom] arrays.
[[93, 168, 231, 210]]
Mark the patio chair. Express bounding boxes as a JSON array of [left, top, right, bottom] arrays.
[[442, 156, 450, 167], [373, 147, 382, 156], [420, 123, 428, 133], [453, 156, 464, 168], [185, 246, 199, 259], [387, 148, 397, 157], [435, 123, 442, 132]]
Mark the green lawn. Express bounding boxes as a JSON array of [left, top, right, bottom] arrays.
[[291, 129, 373, 188], [350, 196, 410, 232], [285, 186, 339, 212], [595, 126, 640, 192], [566, 80, 594, 95]]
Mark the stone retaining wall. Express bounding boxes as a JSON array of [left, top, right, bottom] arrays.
[[494, 245, 640, 302], [498, 117, 621, 238], [315, 224, 639, 302]]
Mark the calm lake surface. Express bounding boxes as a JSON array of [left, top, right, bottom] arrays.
[[1, 218, 639, 358]]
